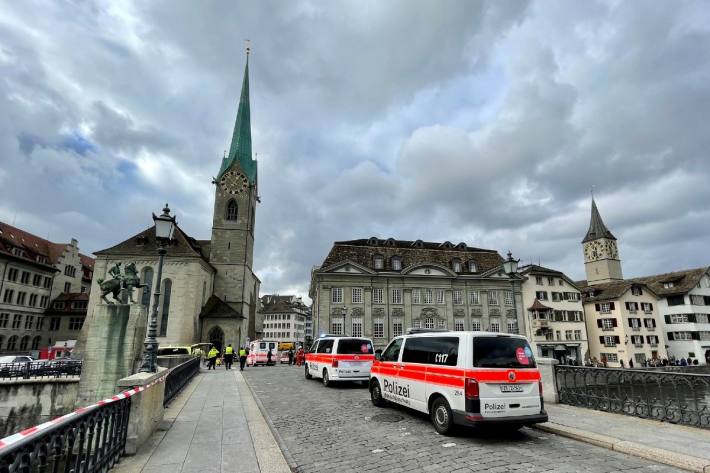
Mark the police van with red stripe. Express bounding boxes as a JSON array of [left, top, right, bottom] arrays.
[[305, 335, 374, 386], [369, 330, 547, 434]]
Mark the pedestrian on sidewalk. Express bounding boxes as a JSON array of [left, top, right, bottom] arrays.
[[295, 347, 305, 367], [207, 346, 219, 370], [288, 348, 294, 366], [267, 349, 273, 366], [224, 344, 234, 370], [239, 346, 247, 371]]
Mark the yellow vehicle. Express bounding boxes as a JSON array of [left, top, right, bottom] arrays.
[[278, 342, 295, 351], [156, 343, 212, 357]]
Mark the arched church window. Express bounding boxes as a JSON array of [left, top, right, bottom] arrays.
[[7, 336, 17, 350], [20, 336, 30, 351], [141, 267, 154, 307], [226, 200, 238, 221], [31, 336, 41, 350], [159, 279, 172, 337]]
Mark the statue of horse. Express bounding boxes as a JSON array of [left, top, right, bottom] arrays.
[[97, 262, 147, 304]]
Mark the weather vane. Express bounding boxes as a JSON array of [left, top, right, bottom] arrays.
[[245, 39, 251, 55], [590, 184, 595, 199]]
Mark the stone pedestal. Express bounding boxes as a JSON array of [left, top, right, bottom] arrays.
[[537, 357, 559, 404], [74, 303, 148, 405], [116, 369, 167, 455]]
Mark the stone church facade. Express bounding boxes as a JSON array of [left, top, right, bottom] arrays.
[[83, 52, 260, 351]]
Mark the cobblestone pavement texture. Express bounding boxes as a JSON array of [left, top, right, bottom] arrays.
[[244, 365, 683, 473]]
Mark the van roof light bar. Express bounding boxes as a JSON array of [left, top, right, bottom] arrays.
[[406, 328, 451, 335]]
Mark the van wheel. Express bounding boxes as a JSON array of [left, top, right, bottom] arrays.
[[370, 379, 387, 407], [322, 369, 331, 387], [430, 397, 454, 435], [304, 364, 312, 380]]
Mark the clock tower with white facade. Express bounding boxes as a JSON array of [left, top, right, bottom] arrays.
[[582, 198, 623, 285]]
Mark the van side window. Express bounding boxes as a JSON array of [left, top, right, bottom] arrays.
[[317, 339, 334, 354], [381, 338, 403, 362], [402, 337, 459, 366], [308, 341, 319, 353]]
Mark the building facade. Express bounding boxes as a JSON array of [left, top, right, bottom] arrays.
[[519, 265, 589, 364], [578, 199, 667, 366], [0, 222, 94, 355], [83, 52, 260, 351], [259, 295, 308, 345], [309, 238, 525, 350], [637, 268, 710, 364]]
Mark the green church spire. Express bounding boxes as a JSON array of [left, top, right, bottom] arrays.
[[218, 47, 257, 182]]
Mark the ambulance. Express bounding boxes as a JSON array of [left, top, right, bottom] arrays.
[[369, 330, 548, 434], [246, 340, 278, 366], [304, 335, 374, 386]]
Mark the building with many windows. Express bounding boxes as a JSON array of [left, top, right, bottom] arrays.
[[577, 199, 667, 366], [0, 221, 94, 355], [309, 238, 524, 350], [519, 265, 589, 364], [635, 268, 710, 364], [259, 295, 308, 344]]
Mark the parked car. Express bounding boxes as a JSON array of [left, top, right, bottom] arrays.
[[0, 355, 33, 364]]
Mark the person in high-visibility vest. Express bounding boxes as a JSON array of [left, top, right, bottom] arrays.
[[207, 346, 219, 370], [224, 344, 234, 370], [239, 347, 247, 371]]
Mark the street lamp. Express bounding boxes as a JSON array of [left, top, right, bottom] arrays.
[[139, 204, 176, 373], [502, 251, 521, 337]]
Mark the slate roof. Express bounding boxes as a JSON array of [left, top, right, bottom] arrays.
[[519, 264, 581, 289], [319, 238, 502, 273], [199, 295, 245, 319], [95, 224, 211, 263], [582, 199, 616, 243], [260, 295, 308, 313], [634, 267, 709, 297]]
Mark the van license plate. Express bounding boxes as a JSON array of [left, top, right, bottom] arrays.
[[500, 384, 523, 393]]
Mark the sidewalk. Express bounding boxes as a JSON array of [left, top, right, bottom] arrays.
[[114, 368, 290, 473], [538, 403, 710, 472]]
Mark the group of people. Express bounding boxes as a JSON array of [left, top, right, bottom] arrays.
[[284, 347, 306, 366], [584, 356, 700, 368], [204, 344, 250, 371]]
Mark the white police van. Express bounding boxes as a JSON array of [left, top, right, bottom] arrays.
[[305, 335, 375, 387], [369, 330, 547, 434]]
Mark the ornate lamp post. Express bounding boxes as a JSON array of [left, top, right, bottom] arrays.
[[502, 251, 521, 336], [139, 204, 176, 373]]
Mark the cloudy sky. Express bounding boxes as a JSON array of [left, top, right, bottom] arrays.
[[1, 1, 709, 301]]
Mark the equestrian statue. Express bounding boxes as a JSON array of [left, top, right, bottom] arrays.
[[97, 262, 147, 304]]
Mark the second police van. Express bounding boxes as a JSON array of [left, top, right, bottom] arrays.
[[369, 330, 548, 434], [305, 335, 374, 387]]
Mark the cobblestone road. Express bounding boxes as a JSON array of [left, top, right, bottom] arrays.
[[243, 365, 681, 473]]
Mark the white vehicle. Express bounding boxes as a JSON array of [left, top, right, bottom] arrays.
[[305, 335, 374, 386], [369, 330, 548, 434], [246, 340, 278, 366]]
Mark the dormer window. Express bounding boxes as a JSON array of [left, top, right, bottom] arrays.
[[385, 238, 396, 247], [662, 282, 674, 289], [456, 242, 467, 250], [468, 260, 477, 272], [452, 259, 462, 272], [391, 257, 402, 271], [368, 237, 378, 246], [440, 241, 453, 249], [412, 240, 424, 248], [373, 255, 384, 270]]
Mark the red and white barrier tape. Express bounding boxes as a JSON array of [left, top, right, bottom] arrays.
[[0, 374, 167, 451]]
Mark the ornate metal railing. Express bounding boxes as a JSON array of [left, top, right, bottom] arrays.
[[0, 361, 82, 380], [0, 395, 130, 472], [163, 357, 200, 407], [555, 365, 710, 429]]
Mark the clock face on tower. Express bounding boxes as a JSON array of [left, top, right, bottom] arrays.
[[219, 170, 249, 195], [584, 240, 618, 262]]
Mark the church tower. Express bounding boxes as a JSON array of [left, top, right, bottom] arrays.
[[209, 48, 259, 343], [582, 198, 623, 285]]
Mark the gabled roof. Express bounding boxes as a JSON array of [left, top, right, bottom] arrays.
[[528, 299, 553, 311], [577, 280, 652, 303], [199, 295, 245, 319], [0, 221, 64, 270], [319, 238, 502, 274], [633, 267, 709, 297], [582, 199, 616, 243], [94, 224, 212, 264], [260, 294, 308, 313], [80, 254, 95, 270]]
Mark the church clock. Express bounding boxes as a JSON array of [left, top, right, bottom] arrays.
[[219, 170, 249, 195]]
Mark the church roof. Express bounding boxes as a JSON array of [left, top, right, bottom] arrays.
[[94, 224, 212, 265], [199, 295, 245, 319], [582, 199, 616, 243], [218, 52, 257, 183]]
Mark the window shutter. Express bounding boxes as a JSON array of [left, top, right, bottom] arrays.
[[612, 319, 618, 327], [652, 319, 656, 327], [649, 303, 653, 310], [668, 332, 674, 341], [628, 319, 633, 327], [599, 336, 605, 344], [609, 302, 615, 310], [664, 315, 671, 324], [595, 303, 600, 311], [614, 336, 620, 344], [597, 319, 602, 328], [625, 302, 629, 310]]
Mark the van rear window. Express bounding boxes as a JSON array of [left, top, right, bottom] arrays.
[[337, 339, 373, 354], [473, 337, 536, 368]]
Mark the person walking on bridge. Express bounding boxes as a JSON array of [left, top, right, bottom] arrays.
[[224, 344, 234, 370], [207, 346, 219, 370], [239, 346, 247, 371]]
